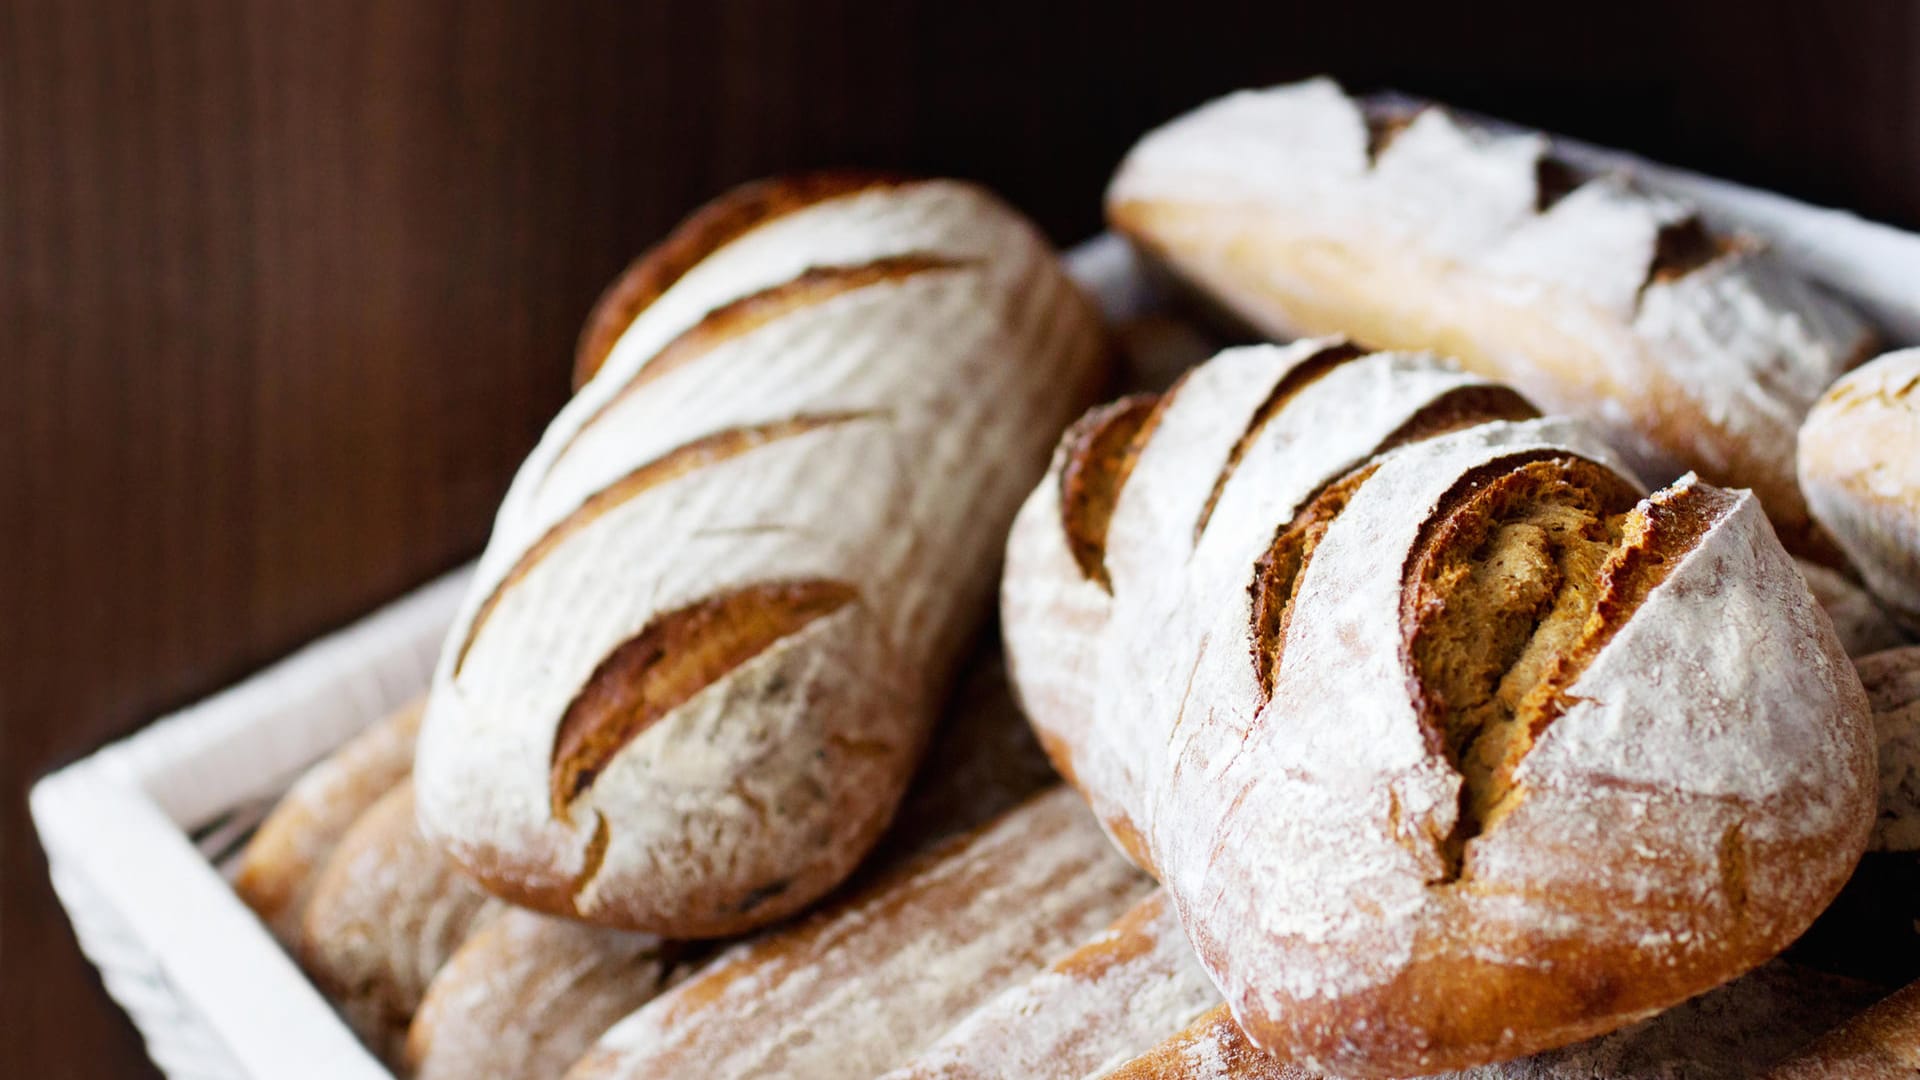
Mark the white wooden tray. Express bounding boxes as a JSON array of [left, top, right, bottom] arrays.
[[32, 114, 1920, 1079]]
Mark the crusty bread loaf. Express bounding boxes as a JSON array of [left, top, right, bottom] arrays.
[[1800, 347, 1920, 632], [880, 889, 1218, 1080], [1106, 961, 1882, 1079], [1107, 78, 1875, 562], [233, 699, 423, 944], [415, 175, 1108, 936], [566, 787, 1152, 1080], [1001, 339, 1876, 1075], [405, 909, 692, 1080], [1768, 977, 1920, 1079], [1798, 560, 1910, 658], [298, 781, 502, 1062], [402, 642, 1056, 1080]]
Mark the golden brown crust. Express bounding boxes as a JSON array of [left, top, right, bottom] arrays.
[[572, 171, 912, 388], [550, 580, 861, 819], [231, 699, 423, 944], [1059, 394, 1164, 590]]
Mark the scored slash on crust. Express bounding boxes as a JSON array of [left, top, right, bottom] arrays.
[[453, 412, 884, 676], [572, 171, 917, 388], [1401, 459, 1739, 882], [556, 253, 973, 471], [548, 579, 862, 821]]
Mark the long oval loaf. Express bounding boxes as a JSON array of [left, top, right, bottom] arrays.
[[299, 781, 503, 1063], [566, 787, 1153, 1080], [1001, 340, 1875, 1075], [415, 175, 1108, 935], [234, 698, 423, 944], [1107, 78, 1875, 561], [879, 889, 1219, 1080]]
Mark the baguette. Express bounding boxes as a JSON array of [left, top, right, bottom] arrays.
[[233, 699, 423, 945], [1106, 961, 1882, 1079], [298, 780, 502, 1062], [879, 889, 1218, 1080], [404, 909, 691, 1080], [416, 175, 1108, 935], [1107, 78, 1874, 562], [566, 787, 1152, 1080], [1800, 347, 1920, 633], [1001, 339, 1875, 1074]]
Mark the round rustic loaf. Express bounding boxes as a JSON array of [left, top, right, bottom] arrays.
[[1106, 78, 1875, 563], [1001, 339, 1876, 1075], [414, 174, 1108, 935], [1800, 347, 1920, 635]]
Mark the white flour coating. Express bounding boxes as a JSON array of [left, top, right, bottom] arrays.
[[1858, 646, 1920, 851], [406, 907, 676, 1080], [1107, 78, 1872, 543], [1796, 559, 1910, 657], [1799, 347, 1920, 633], [415, 180, 1105, 930], [880, 890, 1220, 1080], [234, 699, 422, 945], [299, 781, 505, 1063], [1001, 343, 1876, 1072], [569, 788, 1152, 1080]]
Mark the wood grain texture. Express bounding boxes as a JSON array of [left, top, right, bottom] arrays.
[[2, 1, 1916, 1076]]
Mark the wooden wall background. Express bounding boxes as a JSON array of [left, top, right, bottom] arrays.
[[3, 1, 1916, 1074]]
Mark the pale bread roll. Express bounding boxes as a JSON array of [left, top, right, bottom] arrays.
[[298, 781, 502, 1062], [1107, 78, 1875, 562], [1800, 348, 1920, 634], [233, 699, 423, 944], [1002, 340, 1875, 1074]]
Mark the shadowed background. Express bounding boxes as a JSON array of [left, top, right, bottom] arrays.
[[4, 1, 1917, 1074]]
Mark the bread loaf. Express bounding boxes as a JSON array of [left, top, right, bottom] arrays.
[[403, 642, 1056, 1080], [566, 787, 1152, 1080], [1800, 347, 1920, 632], [405, 909, 692, 1080], [1106, 961, 1882, 1079], [298, 780, 503, 1062], [880, 889, 1218, 1080], [1768, 978, 1920, 1079], [1798, 560, 1910, 658], [415, 175, 1108, 935], [1107, 78, 1875, 561], [1001, 339, 1876, 1074], [233, 699, 422, 944]]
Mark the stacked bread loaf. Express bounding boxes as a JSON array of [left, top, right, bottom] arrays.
[[231, 78, 1920, 1078]]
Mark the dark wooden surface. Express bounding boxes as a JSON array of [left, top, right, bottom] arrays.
[[3, 1, 1916, 1075]]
